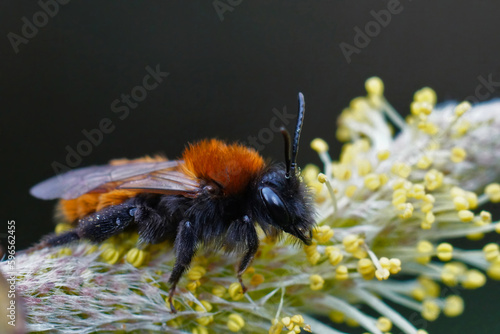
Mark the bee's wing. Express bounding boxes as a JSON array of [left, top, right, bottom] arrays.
[[30, 160, 199, 200]]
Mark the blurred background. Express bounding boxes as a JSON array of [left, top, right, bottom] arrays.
[[2, 1, 500, 332]]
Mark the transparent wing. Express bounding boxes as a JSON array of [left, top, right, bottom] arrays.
[[30, 160, 199, 200]]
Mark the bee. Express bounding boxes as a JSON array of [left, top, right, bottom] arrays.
[[30, 93, 314, 313]]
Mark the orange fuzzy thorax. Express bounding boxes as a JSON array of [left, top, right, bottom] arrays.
[[182, 139, 265, 196]]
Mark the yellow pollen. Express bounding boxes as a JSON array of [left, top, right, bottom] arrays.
[[483, 243, 500, 262], [187, 265, 207, 281], [393, 178, 411, 190], [417, 330, 429, 334], [345, 185, 357, 197], [480, 210, 492, 223], [421, 299, 440, 321], [228, 282, 244, 300], [55, 223, 73, 235], [365, 76, 384, 96], [421, 202, 434, 214], [424, 194, 435, 203], [227, 313, 245, 332], [466, 191, 478, 209], [419, 277, 441, 298], [391, 162, 412, 178], [302, 164, 320, 183], [392, 188, 407, 206], [414, 87, 437, 106], [84, 245, 99, 255], [379, 257, 391, 269], [325, 246, 343, 266], [336, 125, 351, 142], [444, 295, 464, 317], [309, 274, 325, 290], [269, 322, 284, 334], [350, 97, 370, 111], [411, 101, 433, 116], [356, 159, 372, 176], [317, 173, 328, 183], [458, 210, 474, 222], [57, 247, 72, 257], [335, 265, 349, 280], [450, 147, 467, 163], [312, 225, 334, 243], [453, 196, 469, 211], [417, 155, 433, 169], [248, 274, 264, 286], [436, 243, 453, 261], [195, 316, 214, 326], [389, 258, 402, 274], [281, 317, 291, 327], [100, 247, 121, 265], [343, 234, 364, 253], [485, 183, 500, 202], [332, 164, 351, 181], [454, 101, 471, 117], [329, 310, 345, 323], [487, 262, 500, 280], [291, 315, 305, 326], [462, 269, 486, 289], [192, 326, 208, 334], [195, 300, 213, 313], [397, 202, 414, 219], [376, 317, 392, 332], [377, 150, 390, 161], [345, 318, 360, 327], [424, 169, 444, 190], [450, 186, 465, 197], [416, 240, 434, 264], [408, 184, 426, 199], [310, 138, 329, 153], [125, 248, 149, 268], [419, 122, 439, 135], [375, 268, 390, 280], [358, 258, 375, 280], [455, 119, 470, 136], [364, 173, 381, 190], [212, 285, 226, 298]]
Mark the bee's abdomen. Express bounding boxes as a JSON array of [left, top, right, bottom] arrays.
[[57, 190, 140, 223], [57, 155, 167, 223]]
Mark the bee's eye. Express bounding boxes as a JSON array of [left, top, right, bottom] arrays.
[[260, 187, 290, 226]]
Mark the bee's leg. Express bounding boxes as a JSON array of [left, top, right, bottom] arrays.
[[77, 200, 137, 242], [37, 200, 137, 250], [236, 215, 259, 293], [28, 230, 81, 251], [43, 231, 81, 246], [168, 219, 197, 314]]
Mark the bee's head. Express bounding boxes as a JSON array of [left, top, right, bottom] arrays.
[[252, 93, 314, 245]]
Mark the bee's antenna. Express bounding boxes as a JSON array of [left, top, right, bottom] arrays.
[[290, 92, 305, 173], [280, 127, 291, 178]]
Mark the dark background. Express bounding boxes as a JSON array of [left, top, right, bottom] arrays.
[[2, 1, 500, 333]]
